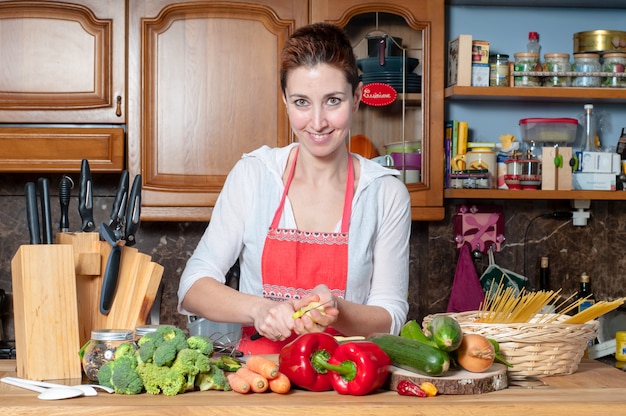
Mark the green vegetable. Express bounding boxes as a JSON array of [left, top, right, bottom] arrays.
[[427, 316, 463, 352], [97, 354, 143, 395], [187, 335, 214, 355], [367, 333, 450, 377], [487, 338, 513, 368], [137, 362, 186, 396], [195, 364, 230, 391], [211, 355, 242, 372], [136, 325, 189, 366], [171, 348, 212, 392], [400, 320, 438, 348]]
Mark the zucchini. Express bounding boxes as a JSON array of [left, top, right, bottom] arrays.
[[367, 333, 450, 377], [400, 320, 438, 348], [428, 315, 463, 352]]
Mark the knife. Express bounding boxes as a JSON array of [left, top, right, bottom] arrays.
[[99, 222, 122, 315], [37, 178, 53, 244], [250, 299, 335, 340], [24, 182, 41, 244], [58, 175, 73, 233], [124, 174, 142, 247], [108, 170, 129, 241], [79, 159, 95, 232]]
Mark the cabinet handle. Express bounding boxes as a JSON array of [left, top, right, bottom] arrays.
[[115, 95, 122, 117]]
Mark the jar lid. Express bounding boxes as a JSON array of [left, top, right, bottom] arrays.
[[135, 325, 160, 337], [91, 329, 134, 341], [489, 53, 509, 59], [514, 52, 539, 58], [544, 53, 570, 59], [574, 53, 600, 58], [604, 52, 626, 58]]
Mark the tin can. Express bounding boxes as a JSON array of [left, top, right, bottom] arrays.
[[544, 53, 571, 87], [489, 54, 510, 86], [572, 53, 601, 87], [513, 52, 540, 86], [602, 52, 626, 88], [573, 30, 626, 54], [616, 331, 626, 362]]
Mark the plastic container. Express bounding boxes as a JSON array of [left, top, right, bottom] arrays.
[[519, 118, 578, 144], [527, 32, 541, 55], [544, 53, 571, 87], [81, 329, 135, 381], [384, 140, 421, 155], [513, 52, 540, 86], [572, 53, 601, 87], [602, 52, 626, 88], [187, 316, 242, 346]]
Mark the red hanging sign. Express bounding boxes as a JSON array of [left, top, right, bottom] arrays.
[[361, 83, 397, 107]]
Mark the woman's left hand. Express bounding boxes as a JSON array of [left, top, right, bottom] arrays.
[[292, 285, 339, 335]]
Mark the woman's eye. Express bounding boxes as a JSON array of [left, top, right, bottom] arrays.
[[327, 97, 340, 106], [294, 98, 308, 107]]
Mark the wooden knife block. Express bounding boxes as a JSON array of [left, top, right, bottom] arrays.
[[11, 244, 82, 380]]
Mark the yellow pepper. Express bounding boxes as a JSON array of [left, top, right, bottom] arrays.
[[420, 382, 438, 397]]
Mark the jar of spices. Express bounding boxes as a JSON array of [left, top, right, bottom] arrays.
[[82, 329, 135, 381], [513, 52, 540, 86], [572, 53, 601, 87], [543, 53, 571, 87], [489, 54, 510, 86], [602, 52, 626, 88]]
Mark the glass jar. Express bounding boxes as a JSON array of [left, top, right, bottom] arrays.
[[489, 54, 510, 86], [602, 52, 626, 88], [572, 53, 601, 87], [543, 53, 571, 87], [513, 52, 540, 86], [82, 329, 135, 381]]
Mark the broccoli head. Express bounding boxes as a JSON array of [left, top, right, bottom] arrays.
[[187, 334, 214, 356], [171, 348, 211, 392], [98, 355, 143, 395], [137, 362, 185, 396], [195, 363, 230, 391], [135, 325, 189, 366], [114, 342, 137, 360]]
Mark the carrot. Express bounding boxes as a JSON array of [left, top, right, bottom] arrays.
[[245, 355, 279, 379], [226, 373, 251, 394], [236, 367, 269, 393], [268, 372, 291, 394]]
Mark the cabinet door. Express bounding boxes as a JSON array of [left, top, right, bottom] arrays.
[[311, 0, 445, 221], [0, 0, 125, 124], [128, 0, 308, 220]]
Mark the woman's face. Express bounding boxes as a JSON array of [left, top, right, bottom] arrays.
[[283, 63, 361, 159]]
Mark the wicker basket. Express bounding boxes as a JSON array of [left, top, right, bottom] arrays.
[[423, 311, 599, 380]]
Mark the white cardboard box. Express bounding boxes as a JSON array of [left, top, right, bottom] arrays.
[[581, 152, 620, 173], [471, 63, 489, 87], [573, 172, 617, 190]]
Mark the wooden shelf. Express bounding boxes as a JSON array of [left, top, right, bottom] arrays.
[[446, 0, 625, 8], [445, 86, 626, 103], [444, 188, 626, 200]]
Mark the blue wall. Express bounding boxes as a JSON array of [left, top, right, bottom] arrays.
[[446, 5, 626, 149]]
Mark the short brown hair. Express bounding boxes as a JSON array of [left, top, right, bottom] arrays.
[[280, 22, 359, 95]]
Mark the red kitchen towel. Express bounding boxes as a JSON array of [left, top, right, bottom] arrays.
[[447, 243, 485, 313]]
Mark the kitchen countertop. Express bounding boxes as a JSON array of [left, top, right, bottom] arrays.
[[2, 359, 626, 415]]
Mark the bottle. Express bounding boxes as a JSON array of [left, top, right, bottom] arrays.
[[582, 104, 599, 152], [527, 32, 541, 56], [577, 272, 595, 313], [539, 256, 550, 291]]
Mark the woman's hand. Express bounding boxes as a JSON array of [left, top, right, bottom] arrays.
[[292, 285, 339, 335], [252, 298, 297, 341]]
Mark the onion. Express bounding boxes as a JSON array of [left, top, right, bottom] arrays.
[[456, 334, 495, 373]]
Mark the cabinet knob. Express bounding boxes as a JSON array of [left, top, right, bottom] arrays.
[[115, 95, 122, 117]]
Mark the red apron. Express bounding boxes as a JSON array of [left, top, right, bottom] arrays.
[[238, 147, 354, 354]]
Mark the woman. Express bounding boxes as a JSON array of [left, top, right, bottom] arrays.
[[178, 22, 411, 354]]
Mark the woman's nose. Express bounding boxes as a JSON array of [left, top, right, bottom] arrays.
[[310, 107, 329, 130]]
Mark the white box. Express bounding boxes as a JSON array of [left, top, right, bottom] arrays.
[[471, 63, 490, 87], [573, 172, 617, 190], [581, 152, 621, 173]]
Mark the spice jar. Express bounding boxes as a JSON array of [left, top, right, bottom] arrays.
[[572, 53, 601, 87], [543, 53, 571, 87], [513, 52, 540, 86], [602, 52, 626, 88], [489, 54, 510, 86], [82, 329, 135, 381]]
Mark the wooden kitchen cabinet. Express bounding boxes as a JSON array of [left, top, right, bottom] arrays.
[[127, 0, 308, 220]]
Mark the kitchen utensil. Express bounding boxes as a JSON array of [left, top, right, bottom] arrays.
[[124, 174, 142, 246], [1, 376, 113, 395], [99, 223, 122, 315], [366, 34, 403, 66], [24, 182, 40, 244], [37, 178, 53, 244], [250, 299, 335, 340], [58, 175, 73, 232], [1, 376, 84, 400], [108, 170, 129, 241], [79, 159, 95, 232]]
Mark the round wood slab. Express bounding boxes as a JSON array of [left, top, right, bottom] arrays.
[[388, 363, 508, 395]]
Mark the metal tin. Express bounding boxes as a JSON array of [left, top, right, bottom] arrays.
[[574, 30, 626, 54]]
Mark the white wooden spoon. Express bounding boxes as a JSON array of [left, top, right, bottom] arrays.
[[1, 377, 84, 400]]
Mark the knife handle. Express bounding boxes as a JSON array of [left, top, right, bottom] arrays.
[[79, 159, 95, 232], [59, 175, 73, 232], [100, 245, 122, 315], [109, 170, 129, 229], [124, 175, 142, 246], [38, 178, 53, 244], [25, 182, 41, 244]]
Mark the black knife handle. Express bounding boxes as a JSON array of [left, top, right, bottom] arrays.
[[79, 159, 95, 232], [100, 245, 122, 315], [124, 175, 142, 247], [109, 170, 129, 230], [59, 175, 73, 232], [25, 182, 41, 244], [38, 178, 53, 244]]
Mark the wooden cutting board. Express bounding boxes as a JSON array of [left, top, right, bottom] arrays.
[[388, 363, 508, 395]]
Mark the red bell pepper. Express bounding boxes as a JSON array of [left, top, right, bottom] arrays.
[[320, 340, 391, 396], [278, 332, 339, 392]]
